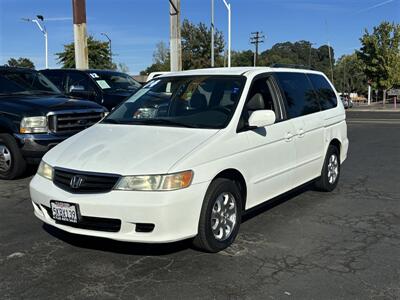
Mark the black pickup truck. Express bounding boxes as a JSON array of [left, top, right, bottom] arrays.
[[0, 66, 107, 179], [40, 69, 141, 111]]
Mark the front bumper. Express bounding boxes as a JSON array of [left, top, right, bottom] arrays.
[[29, 175, 209, 243], [14, 133, 72, 164]]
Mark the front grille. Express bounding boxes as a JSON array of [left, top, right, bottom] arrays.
[[43, 206, 121, 232], [48, 110, 104, 133], [53, 168, 120, 194]]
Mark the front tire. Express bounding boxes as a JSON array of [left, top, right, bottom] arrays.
[[193, 178, 242, 253], [0, 133, 26, 180], [315, 145, 340, 192]]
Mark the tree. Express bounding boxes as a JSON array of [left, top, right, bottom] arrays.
[[56, 36, 116, 69], [231, 50, 253, 67], [334, 53, 367, 95], [7, 57, 35, 69], [357, 21, 400, 101], [117, 62, 130, 73], [259, 41, 335, 78], [181, 19, 225, 69], [141, 41, 170, 75], [141, 20, 225, 74]]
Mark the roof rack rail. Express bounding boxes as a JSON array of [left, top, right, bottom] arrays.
[[269, 63, 315, 70]]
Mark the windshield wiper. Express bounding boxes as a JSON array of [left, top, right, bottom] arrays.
[[30, 90, 61, 95]]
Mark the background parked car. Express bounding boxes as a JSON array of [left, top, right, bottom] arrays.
[[341, 96, 353, 109], [0, 66, 107, 179], [40, 69, 142, 110]]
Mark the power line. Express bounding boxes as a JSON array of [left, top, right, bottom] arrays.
[[250, 31, 264, 67]]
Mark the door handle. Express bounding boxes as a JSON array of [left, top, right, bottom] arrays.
[[298, 129, 305, 138], [285, 132, 293, 142]]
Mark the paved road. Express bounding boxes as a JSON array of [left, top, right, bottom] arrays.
[[1, 111, 399, 299]]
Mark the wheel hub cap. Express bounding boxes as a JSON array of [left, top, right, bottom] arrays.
[[0, 144, 12, 172], [327, 154, 339, 184], [211, 192, 237, 241]]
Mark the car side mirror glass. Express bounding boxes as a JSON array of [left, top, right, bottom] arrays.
[[248, 110, 276, 128]]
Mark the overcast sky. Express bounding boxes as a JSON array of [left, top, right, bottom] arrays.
[[0, 0, 399, 73]]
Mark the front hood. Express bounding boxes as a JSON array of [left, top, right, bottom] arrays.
[[0, 95, 103, 116], [43, 124, 218, 175]]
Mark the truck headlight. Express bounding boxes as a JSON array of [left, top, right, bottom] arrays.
[[20, 116, 48, 133], [114, 170, 193, 191], [37, 161, 54, 180]]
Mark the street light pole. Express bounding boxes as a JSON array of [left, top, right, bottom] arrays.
[[101, 32, 112, 65], [222, 0, 231, 68], [211, 0, 214, 67], [22, 16, 48, 68]]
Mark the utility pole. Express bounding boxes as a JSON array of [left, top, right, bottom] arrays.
[[211, 0, 214, 67], [169, 0, 182, 72], [250, 31, 264, 67], [327, 41, 334, 82], [72, 0, 88, 69]]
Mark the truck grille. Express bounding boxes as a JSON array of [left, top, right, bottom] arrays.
[[48, 110, 104, 133], [53, 168, 120, 194]]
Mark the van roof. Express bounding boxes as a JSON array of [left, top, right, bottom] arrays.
[[165, 67, 325, 78]]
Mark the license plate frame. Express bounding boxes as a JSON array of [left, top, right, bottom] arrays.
[[50, 200, 80, 224]]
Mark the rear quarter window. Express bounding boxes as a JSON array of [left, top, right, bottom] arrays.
[[307, 74, 337, 110], [274, 72, 320, 119], [41, 72, 65, 92]]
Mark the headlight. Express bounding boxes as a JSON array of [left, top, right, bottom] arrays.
[[20, 116, 47, 133], [37, 161, 54, 180], [114, 170, 193, 191]]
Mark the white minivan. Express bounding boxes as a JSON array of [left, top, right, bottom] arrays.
[[30, 67, 348, 252]]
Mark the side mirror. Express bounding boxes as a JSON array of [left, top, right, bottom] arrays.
[[69, 85, 85, 93], [248, 110, 276, 128]]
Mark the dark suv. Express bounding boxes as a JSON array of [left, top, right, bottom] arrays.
[[40, 69, 142, 110], [0, 67, 107, 179]]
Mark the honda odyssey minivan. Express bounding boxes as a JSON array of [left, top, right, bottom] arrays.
[[30, 67, 348, 252]]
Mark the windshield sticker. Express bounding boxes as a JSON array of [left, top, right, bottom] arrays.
[[96, 80, 111, 89], [89, 73, 100, 79]]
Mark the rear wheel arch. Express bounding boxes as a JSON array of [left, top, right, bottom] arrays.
[[329, 138, 341, 153]]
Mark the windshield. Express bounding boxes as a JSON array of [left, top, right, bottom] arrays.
[[103, 75, 246, 129], [89, 71, 141, 93], [0, 70, 61, 95]]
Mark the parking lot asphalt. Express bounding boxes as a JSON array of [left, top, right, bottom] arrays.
[[1, 110, 399, 300]]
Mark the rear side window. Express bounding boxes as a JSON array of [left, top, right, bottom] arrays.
[[307, 74, 337, 110], [274, 72, 320, 118], [67, 72, 93, 92], [42, 72, 65, 92]]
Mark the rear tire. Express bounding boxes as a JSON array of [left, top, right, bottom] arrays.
[[315, 145, 340, 192], [193, 178, 242, 253], [0, 133, 26, 180]]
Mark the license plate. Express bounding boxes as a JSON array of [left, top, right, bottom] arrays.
[[50, 201, 79, 223]]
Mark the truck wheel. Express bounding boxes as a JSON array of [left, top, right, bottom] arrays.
[[315, 145, 340, 192], [0, 134, 26, 180], [193, 178, 242, 253]]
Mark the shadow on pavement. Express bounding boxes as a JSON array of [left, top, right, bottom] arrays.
[[43, 223, 193, 256]]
